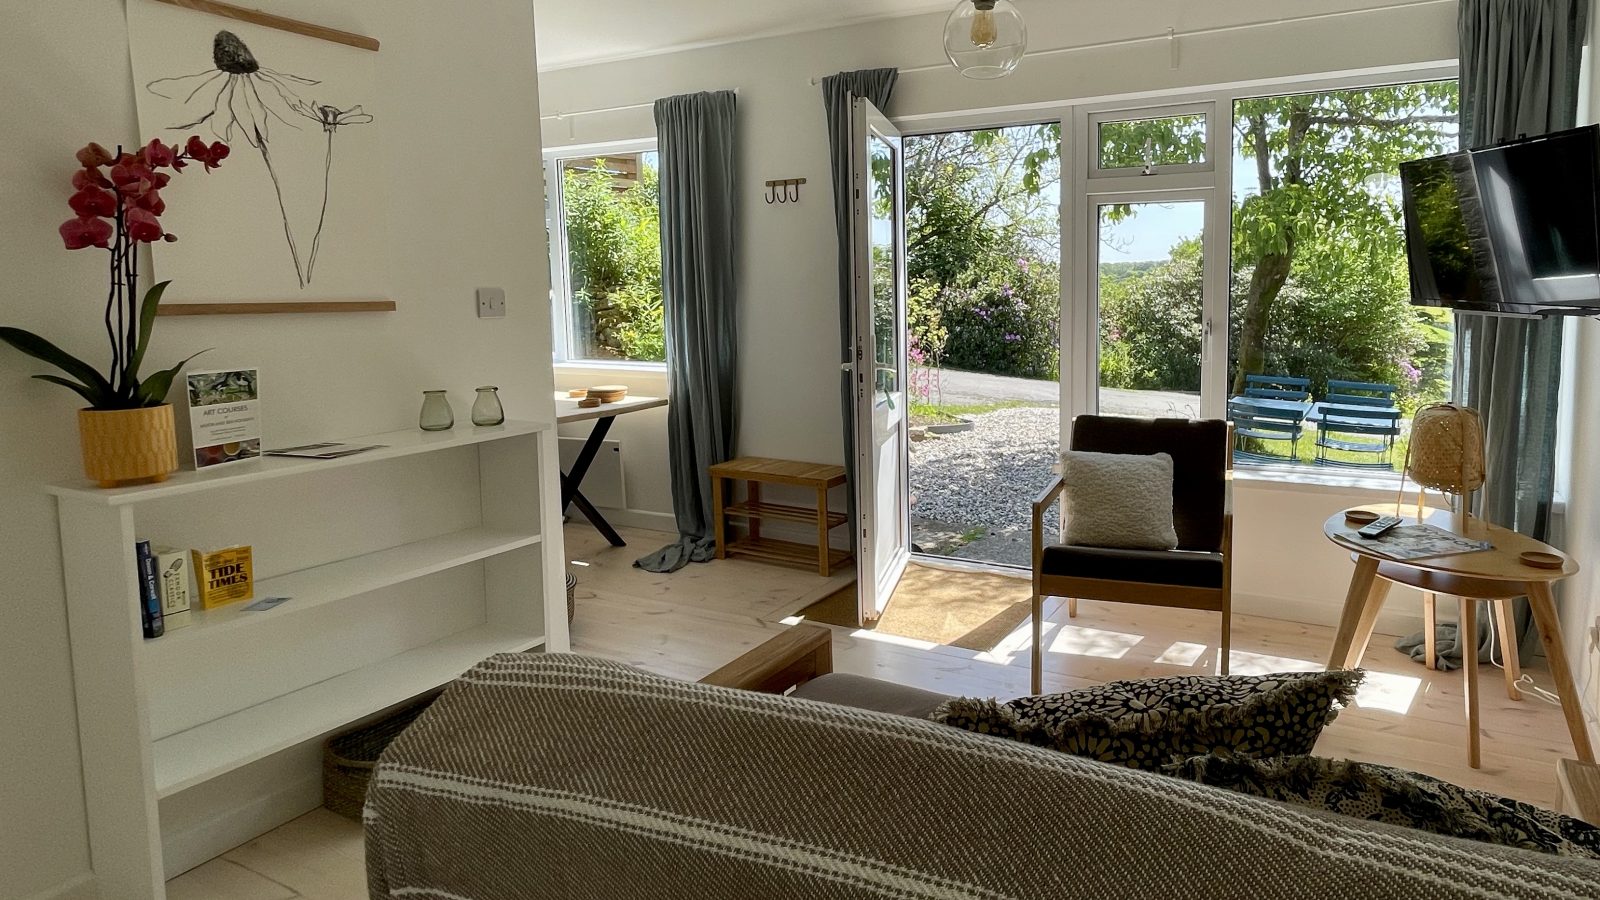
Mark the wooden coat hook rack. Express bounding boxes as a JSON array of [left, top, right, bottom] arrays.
[[765, 178, 806, 204]]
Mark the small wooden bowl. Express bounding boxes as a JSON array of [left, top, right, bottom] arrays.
[[577, 397, 602, 409], [588, 384, 628, 403], [567, 388, 588, 399], [1520, 551, 1565, 570], [1344, 509, 1381, 526]]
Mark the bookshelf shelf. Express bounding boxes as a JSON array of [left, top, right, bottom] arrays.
[[45, 419, 553, 506], [146, 526, 543, 650], [153, 625, 543, 797], [52, 419, 569, 897]]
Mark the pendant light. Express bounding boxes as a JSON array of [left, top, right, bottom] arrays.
[[943, 0, 1027, 80]]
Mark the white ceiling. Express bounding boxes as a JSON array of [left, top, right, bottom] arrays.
[[532, 0, 955, 70]]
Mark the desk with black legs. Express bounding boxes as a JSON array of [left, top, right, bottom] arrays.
[[554, 393, 668, 547]]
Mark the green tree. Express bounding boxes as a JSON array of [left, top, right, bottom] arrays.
[[904, 127, 1062, 379], [1229, 84, 1457, 391], [1011, 83, 1459, 395], [562, 158, 665, 361]]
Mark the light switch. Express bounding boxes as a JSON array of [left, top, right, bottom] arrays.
[[476, 287, 507, 318]]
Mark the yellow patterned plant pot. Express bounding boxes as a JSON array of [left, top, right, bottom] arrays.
[[77, 404, 179, 488]]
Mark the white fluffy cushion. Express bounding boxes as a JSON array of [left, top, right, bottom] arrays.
[[1060, 450, 1179, 550]]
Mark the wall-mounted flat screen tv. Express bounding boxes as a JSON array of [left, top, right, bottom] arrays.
[[1400, 125, 1600, 316]]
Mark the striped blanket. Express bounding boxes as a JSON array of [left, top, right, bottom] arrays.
[[366, 653, 1600, 899]]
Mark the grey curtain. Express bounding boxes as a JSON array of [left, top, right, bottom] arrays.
[[1396, 0, 1587, 668], [823, 68, 898, 553], [634, 91, 740, 574]]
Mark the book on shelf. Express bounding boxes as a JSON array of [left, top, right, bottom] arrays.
[[135, 540, 164, 639], [154, 546, 192, 629], [192, 545, 255, 609]]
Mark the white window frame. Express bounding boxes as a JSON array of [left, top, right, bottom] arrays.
[[1088, 102, 1216, 179], [543, 137, 666, 370], [1065, 65, 1459, 483]]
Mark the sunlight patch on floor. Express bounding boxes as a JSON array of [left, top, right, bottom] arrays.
[[1350, 670, 1422, 714], [1047, 624, 1143, 660], [1153, 641, 1208, 666], [1226, 649, 1324, 675]]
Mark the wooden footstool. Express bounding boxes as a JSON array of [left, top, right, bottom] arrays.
[[710, 457, 851, 575]]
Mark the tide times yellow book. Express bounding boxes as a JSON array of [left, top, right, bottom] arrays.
[[191, 546, 254, 609]]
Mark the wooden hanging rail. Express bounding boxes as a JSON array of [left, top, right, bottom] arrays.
[[151, 0, 381, 52], [157, 300, 396, 316]]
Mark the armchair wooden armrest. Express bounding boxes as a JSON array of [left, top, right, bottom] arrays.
[[1032, 475, 1066, 570], [699, 623, 833, 694]]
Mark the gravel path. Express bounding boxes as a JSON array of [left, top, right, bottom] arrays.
[[909, 406, 1061, 535]]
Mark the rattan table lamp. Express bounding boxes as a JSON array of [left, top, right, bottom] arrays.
[[1397, 403, 1486, 520]]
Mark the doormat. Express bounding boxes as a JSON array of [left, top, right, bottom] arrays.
[[795, 563, 1033, 652]]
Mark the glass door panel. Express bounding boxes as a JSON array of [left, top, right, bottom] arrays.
[[1094, 200, 1205, 419], [850, 97, 910, 624]]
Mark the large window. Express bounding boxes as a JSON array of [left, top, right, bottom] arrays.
[[548, 149, 665, 364], [1072, 74, 1460, 474], [1228, 81, 1459, 469]]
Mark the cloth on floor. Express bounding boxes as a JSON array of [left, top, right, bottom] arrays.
[[633, 535, 716, 574], [1394, 621, 1490, 672]]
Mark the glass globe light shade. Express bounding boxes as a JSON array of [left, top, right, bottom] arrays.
[[943, 0, 1027, 80]]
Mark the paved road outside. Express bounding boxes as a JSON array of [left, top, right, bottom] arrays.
[[924, 367, 1198, 418]]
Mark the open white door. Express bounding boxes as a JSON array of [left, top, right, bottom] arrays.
[[849, 97, 911, 624]]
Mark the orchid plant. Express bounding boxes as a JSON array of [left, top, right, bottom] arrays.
[[0, 136, 228, 410]]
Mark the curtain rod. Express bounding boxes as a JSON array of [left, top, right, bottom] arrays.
[[806, 0, 1453, 84], [540, 88, 740, 121]]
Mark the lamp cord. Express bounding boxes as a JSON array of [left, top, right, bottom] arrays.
[[1484, 600, 1562, 706]]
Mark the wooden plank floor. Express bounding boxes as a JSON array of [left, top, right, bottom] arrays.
[[169, 523, 1580, 897]]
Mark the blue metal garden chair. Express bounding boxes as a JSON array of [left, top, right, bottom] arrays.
[[1313, 403, 1402, 468], [1228, 396, 1311, 463], [1325, 379, 1399, 408], [1242, 374, 1313, 402]]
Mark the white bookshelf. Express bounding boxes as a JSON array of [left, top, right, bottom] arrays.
[[50, 420, 569, 899]]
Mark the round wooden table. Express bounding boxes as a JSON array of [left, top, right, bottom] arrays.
[[1323, 503, 1592, 769]]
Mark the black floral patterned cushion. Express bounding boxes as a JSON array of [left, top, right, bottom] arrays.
[[1168, 754, 1600, 859], [930, 670, 1362, 770]]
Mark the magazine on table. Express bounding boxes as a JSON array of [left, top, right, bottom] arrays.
[[1336, 523, 1492, 561], [264, 442, 386, 460]]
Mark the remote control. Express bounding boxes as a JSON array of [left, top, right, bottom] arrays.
[[1357, 516, 1403, 539]]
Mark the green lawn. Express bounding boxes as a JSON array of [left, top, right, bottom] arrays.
[[909, 399, 1039, 427], [1237, 430, 1410, 473]]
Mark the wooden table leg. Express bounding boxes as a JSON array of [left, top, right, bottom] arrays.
[[1347, 576, 1393, 669], [1527, 582, 1596, 764], [816, 485, 830, 577], [1422, 592, 1437, 670], [1328, 555, 1382, 670], [712, 475, 727, 559], [747, 481, 762, 542], [1493, 597, 1523, 701], [1461, 597, 1481, 769]]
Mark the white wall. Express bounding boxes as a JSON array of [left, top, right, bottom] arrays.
[[537, 0, 1456, 631], [1556, 14, 1600, 756], [0, 1, 552, 896]]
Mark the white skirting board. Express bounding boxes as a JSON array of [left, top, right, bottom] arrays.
[[158, 743, 323, 878], [1232, 590, 1425, 638], [558, 436, 626, 509], [20, 875, 97, 900]]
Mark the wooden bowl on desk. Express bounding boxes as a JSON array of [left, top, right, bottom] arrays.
[[588, 385, 628, 403]]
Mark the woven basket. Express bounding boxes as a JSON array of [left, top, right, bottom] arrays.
[[566, 569, 577, 623], [1406, 404, 1485, 494], [323, 698, 435, 820]]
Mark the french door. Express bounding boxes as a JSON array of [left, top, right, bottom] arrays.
[[849, 96, 910, 624]]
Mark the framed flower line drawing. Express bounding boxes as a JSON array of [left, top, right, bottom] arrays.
[[128, 0, 393, 315]]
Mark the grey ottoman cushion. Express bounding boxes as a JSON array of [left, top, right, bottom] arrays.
[[790, 673, 951, 718]]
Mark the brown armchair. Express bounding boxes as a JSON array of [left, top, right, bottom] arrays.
[[1031, 416, 1233, 693]]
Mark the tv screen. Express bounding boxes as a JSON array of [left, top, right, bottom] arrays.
[[1400, 125, 1600, 316]]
